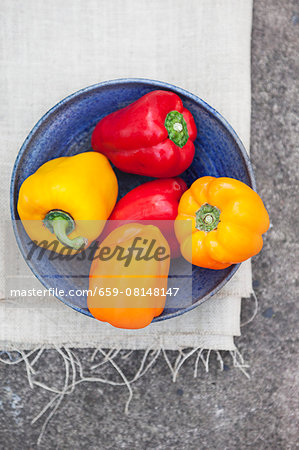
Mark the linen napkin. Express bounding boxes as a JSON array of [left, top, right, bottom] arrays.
[[0, 0, 253, 352]]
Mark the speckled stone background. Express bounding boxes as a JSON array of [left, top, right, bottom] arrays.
[[0, 0, 298, 448]]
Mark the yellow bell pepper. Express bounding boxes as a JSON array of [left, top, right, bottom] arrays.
[[17, 152, 118, 253], [175, 176, 270, 269], [88, 223, 170, 329]]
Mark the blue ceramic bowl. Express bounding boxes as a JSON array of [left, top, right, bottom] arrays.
[[10, 78, 255, 323]]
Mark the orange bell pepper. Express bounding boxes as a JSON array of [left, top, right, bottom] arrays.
[[88, 223, 170, 329], [175, 176, 270, 269]]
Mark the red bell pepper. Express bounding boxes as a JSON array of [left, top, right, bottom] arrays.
[[91, 90, 197, 177], [104, 178, 187, 258]]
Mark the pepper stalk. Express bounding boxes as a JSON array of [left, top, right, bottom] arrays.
[[195, 203, 221, 232], [164, 110, 189, 148], [43, 210, 87, 250]]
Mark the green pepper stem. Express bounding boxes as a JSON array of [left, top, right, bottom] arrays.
[[164, 110, 189, 148], [195, 203, 221, 232], [43, 210, 87, 250]]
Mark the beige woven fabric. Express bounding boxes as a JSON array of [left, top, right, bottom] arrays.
[[0, 0, 253, 351]]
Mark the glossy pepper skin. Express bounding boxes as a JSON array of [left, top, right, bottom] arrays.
[[88, 223, 170, 329], [175, 176, 270, 269], [91, 90, 197, 177], [17, 152, 118, 254], [105, 178, 187, 258]]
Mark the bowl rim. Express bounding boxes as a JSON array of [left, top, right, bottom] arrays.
[[10, 77, 255, 323]]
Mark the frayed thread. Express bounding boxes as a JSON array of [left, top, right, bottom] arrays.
[[0, 290, 260, 445], [241, 291, 259, 327], [0, 346, 249, 445]]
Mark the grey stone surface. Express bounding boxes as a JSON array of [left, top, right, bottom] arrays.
[[0, 0, 298, 448]]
